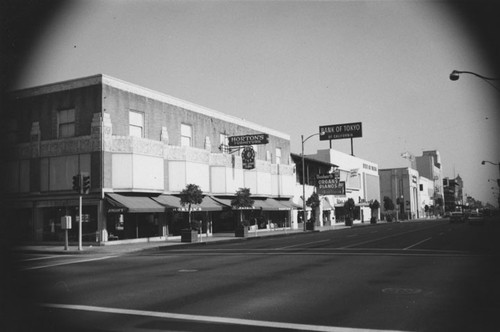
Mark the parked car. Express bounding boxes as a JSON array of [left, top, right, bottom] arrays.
[[468, 212, 484, 225], [449, 212, 466, 223]]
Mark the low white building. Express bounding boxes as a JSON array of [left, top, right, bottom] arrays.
[[307, 149, 381, 225]]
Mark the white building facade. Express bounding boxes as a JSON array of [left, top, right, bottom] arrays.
[[307, 149, 381, 225]]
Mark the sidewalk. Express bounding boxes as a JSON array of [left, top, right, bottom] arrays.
[[12, 221, 383, 256]]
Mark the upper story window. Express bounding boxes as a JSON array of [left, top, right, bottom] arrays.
[[181, 124, 192, 147], [129, 111, 144, 138], [219, 133, 229, 153], [275, 147, 282, 164], [58, 109, 75, 138]]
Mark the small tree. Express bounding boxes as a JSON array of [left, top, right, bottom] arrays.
[[383, 196, 395, 222], [179, 184, 203, 230], [369, 199, 380, 223], [344, 198, 356, 225], [306, 192, 321, 223], [383, 196, 395, 211], [231, 188, 254, 226]]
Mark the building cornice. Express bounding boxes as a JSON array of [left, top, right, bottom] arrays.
[[11, 74, 290, 140]]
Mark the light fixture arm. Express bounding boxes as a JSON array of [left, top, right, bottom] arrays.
[[450, 70, 500, 92], [450, 70, 500, 81]]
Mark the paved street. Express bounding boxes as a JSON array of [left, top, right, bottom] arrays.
[[5, 218, 500, 331]]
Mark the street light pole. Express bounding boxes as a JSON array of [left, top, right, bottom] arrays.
[[301, 132, 321, 231], [481, 160, 500, 208], [449, 70, 500, 92], [481, 160, 500, 178]]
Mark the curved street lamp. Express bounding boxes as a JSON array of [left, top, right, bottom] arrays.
[[301, 132, 322, 231], [482, 160, 500, 174], [449, 70, 500, 92]]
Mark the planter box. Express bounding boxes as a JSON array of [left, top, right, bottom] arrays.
[[181, 229, 199, 243], [235, 226, 248, 237], [306, 223, 315, 231], [345, 218, 353, 226]]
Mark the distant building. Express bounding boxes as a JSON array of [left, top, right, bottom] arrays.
[[1, 74, 296, 243], [379, 167, 420, 220], [418, 176, 435, 217], [443, 175, 464, 212], [415, 150, 445, 211]]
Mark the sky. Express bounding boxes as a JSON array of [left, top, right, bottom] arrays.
[[10, 0, 500, 205]]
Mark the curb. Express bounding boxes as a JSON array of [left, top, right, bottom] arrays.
[[14, 222, 395, 255]]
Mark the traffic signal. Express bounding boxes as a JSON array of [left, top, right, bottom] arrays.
[[82, 174, 91, 194], [72, 174, 81, 193]]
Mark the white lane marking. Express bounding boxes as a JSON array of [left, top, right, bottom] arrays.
[[403, 237, 432, 250], [277, 239, 329, 249], [154, 251, 478, 257], [341, 223, 444, 249], [21, 255, 77, 262], [40, 303, 407, 332], [22, 256, 117, 270]]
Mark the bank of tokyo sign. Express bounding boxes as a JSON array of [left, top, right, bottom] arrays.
[[319, 122, 362, 141], [228, 134, 269, 146]]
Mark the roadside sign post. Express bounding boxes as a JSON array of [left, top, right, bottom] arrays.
[[61, 216, 72, 250], [78, 194, 82, 251]]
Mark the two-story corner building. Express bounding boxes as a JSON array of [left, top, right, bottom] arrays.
[[1, 74, 297, 244], [307, 149, 380, 224]]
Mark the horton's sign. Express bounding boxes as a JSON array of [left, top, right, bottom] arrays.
[[242, 146, 256, 170], [228, 134, 269, 146]]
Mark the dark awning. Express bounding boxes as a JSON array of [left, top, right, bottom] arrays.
[[152, 195, 229, 211], [212, 196, 300, 211], [151, 195, 183, 209], [211, 197, 235, 207], [262, 198, 292, 211], [106, 193, 165, 213], [251, 198, 291, 211], [274, 198, 302, 210]]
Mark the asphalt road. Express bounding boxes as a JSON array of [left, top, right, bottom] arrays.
[[5, 218, 500, 332]]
